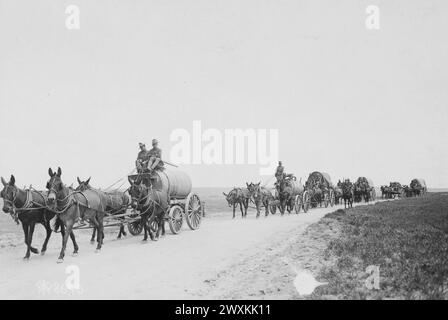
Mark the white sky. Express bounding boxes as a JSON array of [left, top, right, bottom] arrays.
[[1, 0, 447, 188]]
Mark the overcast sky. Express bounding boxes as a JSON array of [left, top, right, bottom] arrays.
[[1, 0, 447, 188]]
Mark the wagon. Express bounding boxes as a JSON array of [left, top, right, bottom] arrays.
[[410, 178, 427, 196], [302, 171, 335, 212], [127, 170, 204, 235], [389, 182, 404, 198], [354, 177, 376, 202], [272, 175, 305, 214]]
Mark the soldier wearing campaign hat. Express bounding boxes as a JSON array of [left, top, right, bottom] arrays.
[[135, 142, 149, 173], [147, 139, 164, 171], [135, 139, 164, 173]]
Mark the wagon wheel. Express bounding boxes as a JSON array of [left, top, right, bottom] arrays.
[[127, 220, 143, 236], [294, 195, 302, 214], [185, 193, 202, 230], [329, 189, 335, 207], [302, 191, 311, 213], [168, 205, 183, 234], [324, 193, 330, 208]]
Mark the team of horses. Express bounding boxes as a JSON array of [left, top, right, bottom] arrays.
[[223, 182, 275, 218], [224, 176, 379, 218], [0, 167, 168, 262], [1, 168, 427, 261], [380, 180, 426, 199]]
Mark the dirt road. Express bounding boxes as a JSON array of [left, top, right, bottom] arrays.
[[0, 201, 382, 299]]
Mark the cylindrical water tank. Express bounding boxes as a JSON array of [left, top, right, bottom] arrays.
[[156, 170, 192, 199]]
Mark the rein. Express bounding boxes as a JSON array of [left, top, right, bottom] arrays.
[[2, 186, 47, 224]]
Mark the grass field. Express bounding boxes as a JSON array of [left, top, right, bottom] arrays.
[[312, 193, 448, 299]]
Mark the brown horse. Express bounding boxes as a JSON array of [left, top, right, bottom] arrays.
[[246, 182, 274, 218], [223, 187, 250, 218], [341, 180, 354, 209], [46, 167, 107, 263], [128, 176, 168, 241], [76, 177, 129, 242], [276, 176, 299, 214], [1, 175, 78, 260]]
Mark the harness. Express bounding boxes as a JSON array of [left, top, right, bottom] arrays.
[[2, 186, 48, 224]]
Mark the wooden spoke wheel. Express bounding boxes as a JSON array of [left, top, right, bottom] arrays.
[[294, 194, 303, 214], [185, 193, 202, 230], [302, 191, 311, 213], [127, 220, 143, 236], [168, 205, 184, 234]]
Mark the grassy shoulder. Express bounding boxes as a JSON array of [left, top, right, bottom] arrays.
[[312, 194, 448, 299]]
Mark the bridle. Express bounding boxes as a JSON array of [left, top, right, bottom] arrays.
[[129, 183, 164, 215], [1, 184, 36, 224], [47, 178, 87, 214]]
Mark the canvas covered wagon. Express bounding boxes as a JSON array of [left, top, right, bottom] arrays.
[[302, 171, 335, 211]]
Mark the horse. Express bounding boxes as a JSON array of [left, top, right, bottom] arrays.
[[334, 182, 343, 205], [341, 180, 354, 209], [246, 182, 274, 218], [275, 176, 299, 214], [380, 185, 391, 199], [223, 187, 249, 218], [76, 177, 129, 242], [1, 175, 78, 260], [46, 167, 108, 263], [353, 183, 364, 203], [128, 176, 168, 241]]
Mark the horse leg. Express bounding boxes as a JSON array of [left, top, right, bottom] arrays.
[[142, 214, 149, 242], [244, 199, 249, 218], [239, 202, 244, 218], [117, 224, 126, 239], [255, 201, 261, 218], [264, 200, 269, 217], [40, 220, 52, 255], [22, 223, 31, 260], [60, 222, 78, 255], [148, 214, 155, 241], [57, 219, 74, 263], [232, 203, 236, 219], [90, 227, 97, 244], [94, 216, 105, 252], [28, 223, 39, 255], [118, 215, 127, 238], [155, 214, 163, 240]]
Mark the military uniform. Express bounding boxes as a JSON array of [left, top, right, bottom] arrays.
[[147, 146, 164, 171], [275, 165, 285, 183], [135, 149, 151, 173]]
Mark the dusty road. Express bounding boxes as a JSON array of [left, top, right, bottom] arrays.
[[0, 201, 382, 299]]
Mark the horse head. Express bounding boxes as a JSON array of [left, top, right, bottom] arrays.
[[128, 177, 150, 210], [76, 177, 91, 192], [1, 175, 17, 214], [46, 167, 63, 206], [223, 189, 238, 206]]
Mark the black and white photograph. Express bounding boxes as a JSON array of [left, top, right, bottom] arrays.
[[1, 0, 447, 304]]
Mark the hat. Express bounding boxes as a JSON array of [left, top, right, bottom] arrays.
[[152, 139, 158, 144], [139, 142, 146, 147]]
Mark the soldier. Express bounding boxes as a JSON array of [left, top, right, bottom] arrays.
[[147, 139, 164, 172], [275, 161, 285, 183], [135, 142, 150, 173]]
